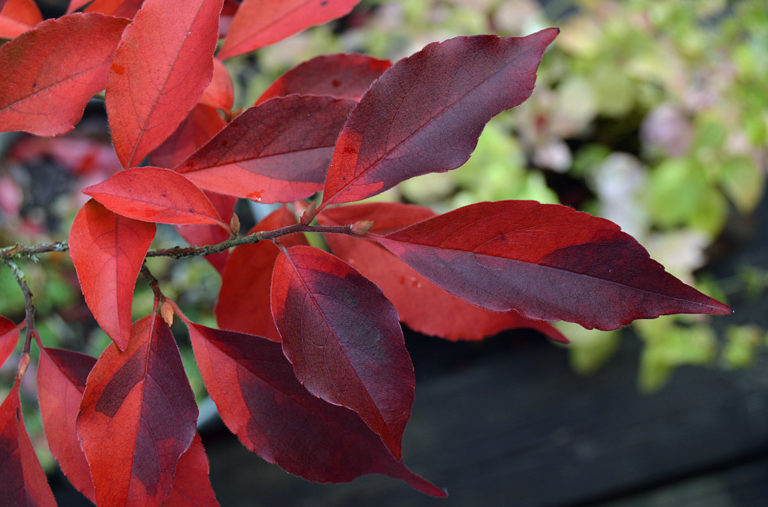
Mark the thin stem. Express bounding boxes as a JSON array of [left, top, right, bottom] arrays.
[[2, 258, 36, 356], [140, 264, 165, 303]]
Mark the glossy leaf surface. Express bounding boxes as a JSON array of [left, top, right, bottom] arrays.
[[320, 203, 567, 341], [0, 0, 42, 40], [84, 167, 227, 228], [106, 0, 223, 168], [218, 0, 361, 60], [38, 348, 97, 503], [177, 95, 355, 203], [321, 29, 558, 208], [216, 206, 306, 340], [78, 315, 198, 506], [376, 201, 731, 330], [150, 104, 227, 169], [0, 381, 57, 506], [256, 53, 391, 104], [69, 199, 155, 350], [164, 434, 218, 506], [186, 321, 445, 497], [0, 316, 21, 367], [0, 13, 129, 135], [271, 245, 414, 458]]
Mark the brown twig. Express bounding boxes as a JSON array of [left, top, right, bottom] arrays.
[[2, 258, 36, 359]]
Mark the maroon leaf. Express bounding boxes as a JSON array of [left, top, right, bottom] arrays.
[[0, 380, 57, 506], [374, 200, 731, 330], [177, 95, 355, 203], [106, 0, 224, 168], [164, 434, 218, 506], [83, 167, 228, 228], [77, 314, 198, 506], [256, 53, 391, 105], [216, 206, 307, 340], [185, 320, 445, 497], [320, 29, 558, 209], [218, 0, 361, 60], [38, 348, 97, 503], [271, 245, 414, 459], [85, 0, 143, 18], [0, 13, 129, 135], [320, 203, 568, 342], [0, 316, 22, 368], [69, 199, 155, 350], [150, 104, 227, 169]]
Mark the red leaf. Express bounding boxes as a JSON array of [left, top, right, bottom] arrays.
[[0, 316, 22, 367], [83, 167, 228, 228], [69, 199, 155, 350], [320, 29, 558, 209], [66, 1, 92, 14], [164, 434, 218, 507], [150, 104, 227, 169], [86, 0, 144, 18], [374, 201, 731, 330], [199, 58, 234, 112], [176, 191, 237, 274], [0, 0, 42, 40], [256, 53, 391, 105], [77, 314, 198, 506], [38, 348, 97, 503], [0, 13, 129, 136], [185, 320, 445, 497], [320, 203, 568, 342], [216, 206, 306, 341], [177, 95, 355, 203], [271, 245, 414, 459], [106, 0, 224, 168], [0, 380, 57, 506], [218, 0, 361, 60]]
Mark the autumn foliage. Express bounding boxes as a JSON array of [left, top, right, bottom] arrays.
[[0, 0, 731, 505]]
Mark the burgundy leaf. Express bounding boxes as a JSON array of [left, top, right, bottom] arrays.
[[374, 200, 731, 330], [0, 316, 21, 368], [38, 348, 97, 502], [164, 434, 218, 506], [177, 95, 355, 203], [320, 28, 558, 209], [256, 53, 391, 105], [77, 314, 198, 506], [69, 199, 155, 350], [106, 0, 223, 168], [216, 206, 307, 341], [185, 320, 445, 497], [0, 380, 57, 506], [0, 13, 129, 135], [271, 245, 414, 458], [218, 0, 361, 60], [320, 203, 568, 342], [83, 167, 228, 228], [150, 104, 227, 169]]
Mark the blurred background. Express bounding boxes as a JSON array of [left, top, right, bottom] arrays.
[[1, 0, 767, 505]]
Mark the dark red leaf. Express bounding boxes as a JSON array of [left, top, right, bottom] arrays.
[[256, 53, 391, 105], [77, 314, 198, 506], [320, 203, 567, 342], [86, 0, 143, 18], [0, 13, 129, 135], [106, 0, 224, 168], [150, 104, 227, 169], [374, 200, 731, 330], [185, 320, 445, 497], [0, 380, 57, 506], [177, 95, 355, 203], [0, 0, 42, 40], [271, 245, 414, 458], [84, 167, 228, 228], [0, 316, 21, 368], [200, 58, 234, 112], [0, 1, 8, 14], [38, 348, 97, 503], [320, 29, 558, 209], [164, 434, 218, 506], [216, 206, 306, 340], [69, 199, 155, 350], [218, 0, 238, 36], [218, 0, 361, 60], [176, 191, 236, 274]]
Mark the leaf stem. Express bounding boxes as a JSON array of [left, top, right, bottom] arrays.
[[2, 258, 36, 360]]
